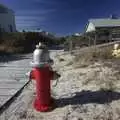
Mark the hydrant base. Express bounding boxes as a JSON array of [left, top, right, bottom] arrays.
[[33, 98, 55, 112]]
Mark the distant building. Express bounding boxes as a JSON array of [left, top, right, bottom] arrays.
[[85, 15, 120, 43], [0, 4, 16, 32], [74, 33, 82, 36], [86, 18, 120, 33]]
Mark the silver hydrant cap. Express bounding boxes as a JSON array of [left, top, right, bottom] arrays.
[[36, 42, 46, 49]]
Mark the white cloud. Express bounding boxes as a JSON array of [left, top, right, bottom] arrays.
[[16, 23, 40, 28], [15, 9, 55, 26], [16, 21, 40, 25], [15, 9, 55, 16], [14, 0, 56, 30], [16, 16, 46, 21], [15, 15, 46, 29]]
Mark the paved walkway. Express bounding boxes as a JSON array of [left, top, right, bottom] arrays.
[[0, 54, 32, 111], [0, 50, 58, 113]]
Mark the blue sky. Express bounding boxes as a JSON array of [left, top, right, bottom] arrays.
[[0, 0, 120, 36]]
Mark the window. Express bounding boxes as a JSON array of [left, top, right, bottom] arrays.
[[9, 25, 13, 32], [0, 24, 1, 33]]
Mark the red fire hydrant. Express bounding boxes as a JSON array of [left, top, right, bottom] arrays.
[[29, 42, 57, 112], [30, 66, 54, 112]]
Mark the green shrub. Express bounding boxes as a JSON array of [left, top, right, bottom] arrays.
[[0, 32, 58, 54]]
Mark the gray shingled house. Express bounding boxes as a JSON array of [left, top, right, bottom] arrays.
[[85, 16, 120, 44], [0, 4, 16, 32]]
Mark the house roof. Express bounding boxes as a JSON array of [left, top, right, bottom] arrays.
[[89, 18, 120, 27], [0, 4, 14, 14], [0, 4, 9, 13]]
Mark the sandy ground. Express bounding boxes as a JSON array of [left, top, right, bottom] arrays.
[[1, 51, 120, 120]]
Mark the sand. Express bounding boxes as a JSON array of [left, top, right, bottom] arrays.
[[1, 51, 120, 120]]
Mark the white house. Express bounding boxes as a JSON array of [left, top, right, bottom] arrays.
[[0, 4, 16, 32], [85, 16, 120, 33], [85, 16, 120, 43]]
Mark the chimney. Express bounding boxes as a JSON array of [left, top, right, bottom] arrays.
[[110, 14, 118, 19]]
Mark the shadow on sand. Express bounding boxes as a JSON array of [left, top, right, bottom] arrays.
[[55, 90, 120, 107]]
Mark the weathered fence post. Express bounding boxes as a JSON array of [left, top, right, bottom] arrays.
[[88, 36, 91, 47], [69, 40, 73, 54], [94, 34, 97, 52]]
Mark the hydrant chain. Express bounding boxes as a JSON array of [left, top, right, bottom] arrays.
[[52, 78, 59, 87]]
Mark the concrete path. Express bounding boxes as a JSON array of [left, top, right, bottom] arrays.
[[0, 54, 32, 111], [0, 50, 58, 113]]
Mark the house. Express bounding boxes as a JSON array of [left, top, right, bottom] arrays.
[[0, 4, 16, 32], [85, 16, 120, 43]]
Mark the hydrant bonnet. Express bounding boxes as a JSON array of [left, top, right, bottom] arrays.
[[31, 42, 53, 68]]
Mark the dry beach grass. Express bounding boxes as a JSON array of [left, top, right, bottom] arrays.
[[1, 46, 120, 120]]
